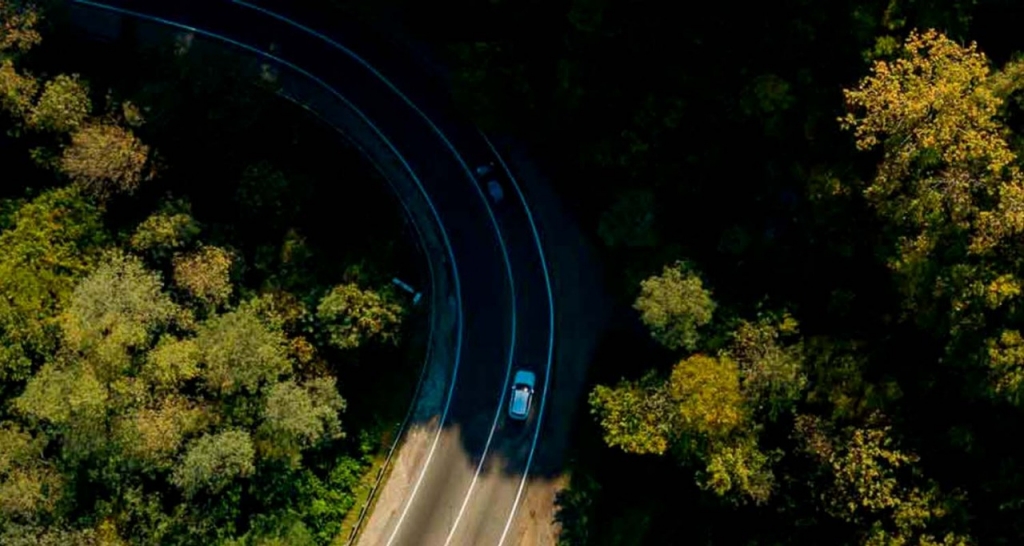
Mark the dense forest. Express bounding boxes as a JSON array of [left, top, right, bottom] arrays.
[[9, 0, 1024, 545], [0, 2, 423, 544]]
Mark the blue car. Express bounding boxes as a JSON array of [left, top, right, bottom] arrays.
[[508, 370, 536, 421]]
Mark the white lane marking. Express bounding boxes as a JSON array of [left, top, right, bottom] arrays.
[[224, 3, 530, 544], [486, 135, 555, 546], [64, 5, 475, 544], [226, 4, 558, 543]]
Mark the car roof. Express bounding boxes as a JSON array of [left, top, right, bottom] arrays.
[[513, 370, 535, 387], [510, 386, 531, 415]]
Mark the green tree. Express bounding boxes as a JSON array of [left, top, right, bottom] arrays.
[[727, 315, 806, 420], [197, 304, 292, 394], [60, 250, 180, 381], [129, 199, 202, 260], [633, 262, 715, 351], [698, 434, 776, 505], [986, 329, 1024, 403], [0, 423, 62, 522], [13, 357, 109, 458], [295, 457, 363, 543], [0, 187, 106, 382], [590, 354, 774, 503], [115, 395, 208, 470], [316, 283, 403, 350], [257, 377, 345, 466], [588, 371, 671, 455], [27, 73, 91, 133], [0, 1, 40, 122], [794, 414, 972, 544], [141, 334, 202, 392], [171, 429, 256, 497], [0, 59, 37, 120], [15, 253, 183, 462], [0, 524, 98, 546], [229, 515, 316, 546]]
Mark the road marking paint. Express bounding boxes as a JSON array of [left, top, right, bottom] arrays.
[[224, 4, 558, 543], [73, 3, 555, 543], [65, 6, 478, 545], [485, 135, 555, 546], [224, 4, 532, 544]]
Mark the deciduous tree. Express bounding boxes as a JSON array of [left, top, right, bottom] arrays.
[[984, 329, 1024, 404], [698, 434, 776, 505], [0, 423, 62, 521], [171, 429, 256, 497], [172, 245, 234, 307], [13, 359, 109, 457], [666, 354, 745, 438], [141, 334, 201, 391], [840, 29, 1024, 326], [633, 262, 715, 351], [0, 187, 106, 382], [27, 73, 90, 133], [0, 59, 37, 120], [61, 123, 152, 199], [197, 304, 291, 394], [129, 199, 201, 263], [589, 371, 671, 455], [316, 283, 403, 350], [258, 377, 345, 466], [0, 0, 41, 54], [794, 414, 971, 544], [60, 251, 179, 380], [116, 395, 208, 469], [590, 353, 775, 503], [0, 524, 97, 546], [727, 315, 806, 420]]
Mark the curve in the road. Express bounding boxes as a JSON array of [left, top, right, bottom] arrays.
[[68, 1, 556, 544], [222, 5, 557, 544]]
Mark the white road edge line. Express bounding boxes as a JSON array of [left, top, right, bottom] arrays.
[[64, 3, 472, 542], [485, 134, 555, 546], [272, 94, 438, 545], [224, 3, 530, 544], [226, 4, 557, 543]]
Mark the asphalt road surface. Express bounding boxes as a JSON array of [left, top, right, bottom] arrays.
[[66, 1, 560, 545]]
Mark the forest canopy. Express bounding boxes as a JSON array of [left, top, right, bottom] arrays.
[[9, 0, 1024, 544], [561, 11, 1024, 546], [0, 2, 419, 544]]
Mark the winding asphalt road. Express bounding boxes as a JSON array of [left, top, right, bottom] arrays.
[[65, 1, 568, 545]]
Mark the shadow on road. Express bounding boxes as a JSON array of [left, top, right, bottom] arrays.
[[65, 3, 614, 543]]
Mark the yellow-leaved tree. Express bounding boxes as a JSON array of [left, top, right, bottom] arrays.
[[841, 29, 1024, 404]]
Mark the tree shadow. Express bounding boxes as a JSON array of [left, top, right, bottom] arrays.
[[64, 2, 613, 542]]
